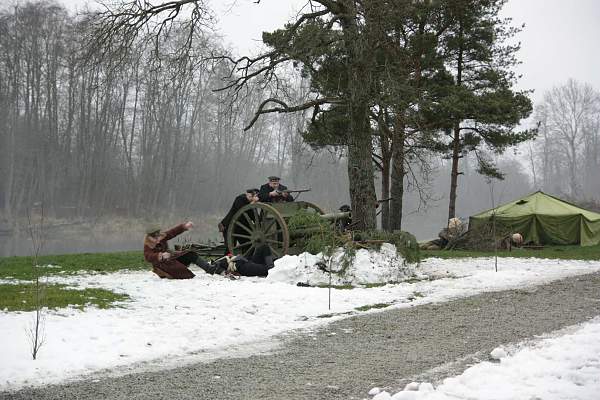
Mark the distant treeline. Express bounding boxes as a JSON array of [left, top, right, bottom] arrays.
[[0, 1, 349, 222], [1, 1, 598, 238]]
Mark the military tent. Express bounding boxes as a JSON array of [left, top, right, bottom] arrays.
[[469, 191, 600, 246]]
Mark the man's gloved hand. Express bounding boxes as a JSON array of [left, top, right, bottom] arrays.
[[218, 223, 225, 233], [226, 255, 237, 272]]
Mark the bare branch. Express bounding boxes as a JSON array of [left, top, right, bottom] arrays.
[[244, 97, 341, 131], [88, 0, 213, 65]]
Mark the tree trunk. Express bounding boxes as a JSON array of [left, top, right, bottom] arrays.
[[568, 139, 578, 197], [380, 142, 391, 231], [390, 116, 405, 231], [347, 102, 377, 230], [448, 122, 461, 220]]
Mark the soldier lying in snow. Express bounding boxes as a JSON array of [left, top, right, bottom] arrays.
[[144, 222, 275, 279]]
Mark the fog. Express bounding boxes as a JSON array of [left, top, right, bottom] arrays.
[[1, 0, 599, 256]]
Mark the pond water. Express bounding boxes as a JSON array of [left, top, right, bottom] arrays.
[[0, 230, 220, 257], [0, 233, 143, 257]]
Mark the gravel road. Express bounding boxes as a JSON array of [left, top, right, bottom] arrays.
[[3, 271, 600, 400]]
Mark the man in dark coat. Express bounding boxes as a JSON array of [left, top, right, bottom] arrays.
[[144, 222, 224, 279], [213, 245, 275, 278], [219, 189, 259, 251], [258, 176, 294, 203]]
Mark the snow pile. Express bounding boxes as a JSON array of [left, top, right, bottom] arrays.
[[267, 243, 413, 286], [489, 346, 507, 360], [379, 317, 600, 400]]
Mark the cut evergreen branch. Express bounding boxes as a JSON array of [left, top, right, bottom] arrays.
[[287, 211, 421, 264]]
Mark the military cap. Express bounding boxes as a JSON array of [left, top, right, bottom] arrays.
[[145, 224, 161, 235], [246, 188, 260, 194], [267, 176, 280, 181]]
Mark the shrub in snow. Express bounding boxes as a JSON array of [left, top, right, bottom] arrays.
[[267, 243, 417, 286], [286, 212, 420, 265]]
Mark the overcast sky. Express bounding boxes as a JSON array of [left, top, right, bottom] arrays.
[[28, 0, 600, 111]]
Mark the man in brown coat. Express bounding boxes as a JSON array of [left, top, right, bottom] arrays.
[[144, 221, 223, 279]]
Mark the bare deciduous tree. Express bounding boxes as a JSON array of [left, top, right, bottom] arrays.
[[26, 201, 46, 360], [537, 79, 600, 197]]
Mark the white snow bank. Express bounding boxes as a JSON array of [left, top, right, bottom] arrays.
[[1, 256, 599, 390], [267, 243, 413, 286], [383, 317, 600, 400]]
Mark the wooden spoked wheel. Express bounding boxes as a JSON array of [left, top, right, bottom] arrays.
[[226, 203, 290, 259]]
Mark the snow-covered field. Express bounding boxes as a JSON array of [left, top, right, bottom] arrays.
[[1, 248, 600, 393], [370, 316, 600, 400]]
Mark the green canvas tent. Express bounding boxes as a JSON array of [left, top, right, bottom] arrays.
[[469, 191, 600, 246]]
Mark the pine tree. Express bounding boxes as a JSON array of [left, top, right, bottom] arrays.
[[431, 0, 534, 220]]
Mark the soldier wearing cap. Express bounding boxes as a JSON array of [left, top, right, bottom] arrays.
[[143, 221, 224, 279], [258, 176, 294, 203], [219, 188, 260, 251]]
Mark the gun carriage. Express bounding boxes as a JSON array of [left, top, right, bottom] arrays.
[[226, 200, 350, 258]]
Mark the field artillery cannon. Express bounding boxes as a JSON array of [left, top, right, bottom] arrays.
[[226, 201, 350, 259]]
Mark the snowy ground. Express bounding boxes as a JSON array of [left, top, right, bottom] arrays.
[[369, 316, 600, 400], [1, 249, 600, 392]]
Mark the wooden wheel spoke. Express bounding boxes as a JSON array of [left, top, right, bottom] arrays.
[[243, 211, 255, 228], [233, 233, 252, 240], [266, 238, 283, 246], [265, 226, 282, 239], [234, 221, 253, 235], [233, 242, 251, 250], [269, 245, 282, 258], [262, 219, 276, 234], [243, 246, 255, 257], [253, 208, 262, 226]]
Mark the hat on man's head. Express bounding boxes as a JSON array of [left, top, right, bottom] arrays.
[[145, 224, 161, 235], [246, 188, 260, 195], [267, 176, 280, 181]]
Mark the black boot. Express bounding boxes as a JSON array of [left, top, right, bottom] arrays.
[[212, 258, 228, 275], [192, 254, 222, 275], [264, 255, 275, 270]]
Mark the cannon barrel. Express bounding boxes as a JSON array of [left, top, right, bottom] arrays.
[[320, 211, 351, 220]]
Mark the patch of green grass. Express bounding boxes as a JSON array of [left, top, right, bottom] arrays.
[[407, 291, 425, 301], [421, 245, 600, 261], [402, 276, 431, 284], [0, 251, 146, 280], [354, 302, 393, 312], [363, 282, 388, 288], [315, 284, 354, 290], [316, 311, 354, 319], [0, 283, 130, 312]]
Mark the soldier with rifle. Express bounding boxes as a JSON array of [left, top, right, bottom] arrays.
[[258, 176, 295, 203], [219, 188, 260, 252]]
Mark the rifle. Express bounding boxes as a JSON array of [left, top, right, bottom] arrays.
[[276, 188, 311, 200], [276, 188, 312, 194]]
